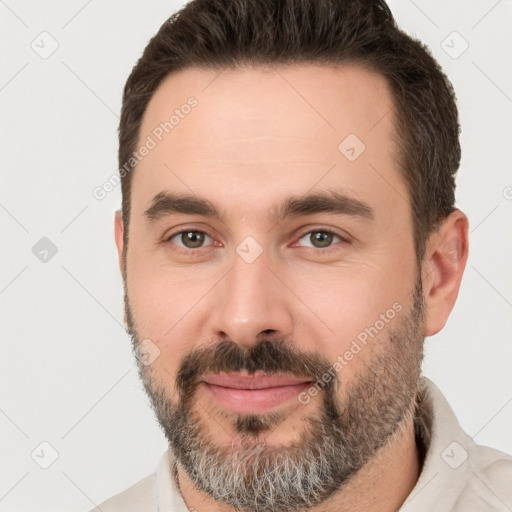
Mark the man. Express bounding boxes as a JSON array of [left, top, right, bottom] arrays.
[[97, 0, 512, 510]]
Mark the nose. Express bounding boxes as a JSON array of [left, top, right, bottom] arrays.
[[209, 252, 294, 348]]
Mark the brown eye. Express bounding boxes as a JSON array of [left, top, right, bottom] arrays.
[[298, 230, 342, 249], [169, 230, 212, 249]]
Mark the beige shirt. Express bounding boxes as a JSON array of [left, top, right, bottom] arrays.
[[93, 378, 512, 511]]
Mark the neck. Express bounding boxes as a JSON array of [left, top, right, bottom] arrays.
[[175, 411, 421, 512]]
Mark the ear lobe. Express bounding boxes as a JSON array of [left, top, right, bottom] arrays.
[[114, 210, 126, 279], [422, 209, 469, 337]]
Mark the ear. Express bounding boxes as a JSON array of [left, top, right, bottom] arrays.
[[114, 209, 126, 279], [421, 209, 469, 337]]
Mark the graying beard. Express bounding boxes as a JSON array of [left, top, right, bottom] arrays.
[[169, 402, 351, 512], [134, 282, 425, 512], [151, 342, 421, 512]]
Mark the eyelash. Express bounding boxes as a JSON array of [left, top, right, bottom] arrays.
[[165, 229, 216, 256], [294, 229, 348, 251], [164, 228, 349, 255]]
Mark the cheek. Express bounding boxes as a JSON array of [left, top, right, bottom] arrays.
[[126, 237, 202, 329], [287, 264, 410, 367], [127, 270, 174, 337], [125, 257, 205, 379]]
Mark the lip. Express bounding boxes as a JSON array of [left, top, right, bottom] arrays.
[[200, 373, 313, 414]]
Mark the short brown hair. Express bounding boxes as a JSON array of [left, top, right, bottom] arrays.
[[119, 0, 460, 261]]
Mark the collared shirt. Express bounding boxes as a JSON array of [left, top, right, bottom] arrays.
[[93, 378, 512, 511]]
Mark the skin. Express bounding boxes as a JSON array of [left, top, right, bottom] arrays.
[[114, 64, 469, 511]]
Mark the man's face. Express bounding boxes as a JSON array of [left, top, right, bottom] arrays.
[[117, 64, 425, 510]]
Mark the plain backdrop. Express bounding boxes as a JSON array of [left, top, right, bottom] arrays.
[[1, 1, 511, 511]]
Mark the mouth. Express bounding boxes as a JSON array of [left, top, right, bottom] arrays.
[[200, 372, 314, 414]]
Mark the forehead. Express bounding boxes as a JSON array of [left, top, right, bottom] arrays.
[[131, 63, 405, 220]]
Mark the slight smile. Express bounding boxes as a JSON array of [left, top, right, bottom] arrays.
[[201, 373, 314, 414]]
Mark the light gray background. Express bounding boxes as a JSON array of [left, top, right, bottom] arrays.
[[1, 1, 511, 511]]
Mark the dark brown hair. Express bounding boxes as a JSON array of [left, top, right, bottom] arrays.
[[119, 0, 460, 261]]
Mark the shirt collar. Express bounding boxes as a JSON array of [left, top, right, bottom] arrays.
[[400, 377, 473, 511]]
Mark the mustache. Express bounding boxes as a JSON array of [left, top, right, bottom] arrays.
[[175, 339, 335, 400]]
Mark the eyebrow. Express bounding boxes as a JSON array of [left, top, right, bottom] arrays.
[[143, 190, 374, 223]]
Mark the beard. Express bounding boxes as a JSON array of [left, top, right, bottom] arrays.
[[124, 281, 425, 512]]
